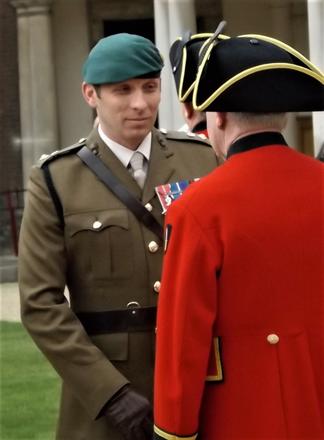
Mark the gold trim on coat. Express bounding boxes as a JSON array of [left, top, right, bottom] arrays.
[[154, 425, 197, 440], [206, 337, 223, 381]]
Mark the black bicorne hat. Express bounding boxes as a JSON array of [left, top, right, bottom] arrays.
[[169, 28, 229, 102], [192, 34, 324, 112]]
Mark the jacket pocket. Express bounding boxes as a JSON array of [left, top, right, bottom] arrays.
[[65, 209, 133, 281], [91, 333, 128, 361]]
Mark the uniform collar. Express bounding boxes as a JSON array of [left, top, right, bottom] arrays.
[[98, 124, 152, 167], [226, 131, 288, 159]]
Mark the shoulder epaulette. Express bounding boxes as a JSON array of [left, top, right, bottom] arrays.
[[37, 137, 87, 168], [159, 128, 210, 146]]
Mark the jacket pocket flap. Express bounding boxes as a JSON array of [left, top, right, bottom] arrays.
[[65, 209, 129, 237]]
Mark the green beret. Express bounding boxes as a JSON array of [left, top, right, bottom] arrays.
[[82, 33, 164, 84]]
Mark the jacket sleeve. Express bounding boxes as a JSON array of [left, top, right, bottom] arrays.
[[18, 166, 129, 420], [153, 199, 222, 439]]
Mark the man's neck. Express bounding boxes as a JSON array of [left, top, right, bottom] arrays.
[[98, 124, 149, 151]]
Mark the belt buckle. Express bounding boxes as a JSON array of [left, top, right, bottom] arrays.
[[126, 301, 140, 315]]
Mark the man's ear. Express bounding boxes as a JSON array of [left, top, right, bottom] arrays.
[[82, 82, 97, 108], [215, 112, 227, 129], [182, 102, 194, 119]]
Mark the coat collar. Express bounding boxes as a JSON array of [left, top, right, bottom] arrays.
[[226, 131, 288, 159], [142, 128, 175, 204], [85, 128, 141, 197], [85, 128, 175, 203]]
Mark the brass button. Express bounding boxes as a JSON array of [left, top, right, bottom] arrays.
[[267, 334, 279, 345], [148, 241, 159, 253], [145, 203, 153, 212], [93, 220, 102, 230], [153, 281, 161, 293]]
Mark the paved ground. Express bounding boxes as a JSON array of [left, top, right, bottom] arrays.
[[0, 282, 20, 321], [0, 282, 70, 322], [0, 255, 18, 283]]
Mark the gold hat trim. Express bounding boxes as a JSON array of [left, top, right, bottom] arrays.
[[177, 33, 229, 102], [241, 34, 323, 75]]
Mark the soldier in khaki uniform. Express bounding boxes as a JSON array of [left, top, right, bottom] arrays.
[[18, 33, 219, 440]]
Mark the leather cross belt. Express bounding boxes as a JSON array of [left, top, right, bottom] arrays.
[[76, 306, 157, 335]]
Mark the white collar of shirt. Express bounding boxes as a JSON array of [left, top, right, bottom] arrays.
[[98, 124, 152, 168]]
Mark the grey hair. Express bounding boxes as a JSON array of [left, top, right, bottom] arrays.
[[229, 112, 287, 130]]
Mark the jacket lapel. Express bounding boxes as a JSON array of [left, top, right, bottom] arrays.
[[84, 128, 175, 204], [85, 128, 142, 199], [142, 129, 175, 204]]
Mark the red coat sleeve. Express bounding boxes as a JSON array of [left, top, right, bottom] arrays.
[[154, 199, 222, 439]]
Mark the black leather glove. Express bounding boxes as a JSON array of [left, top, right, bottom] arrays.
[[104, 386, 153, 440]]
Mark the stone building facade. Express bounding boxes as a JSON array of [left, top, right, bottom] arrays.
[[0, 1, 21, 193], [1, 0, 323, 260]]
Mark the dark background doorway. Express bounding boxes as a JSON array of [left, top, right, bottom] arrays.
[[104, 18, 155, 42]]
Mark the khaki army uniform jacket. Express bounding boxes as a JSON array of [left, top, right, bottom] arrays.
[[18, 127, 219, 440]]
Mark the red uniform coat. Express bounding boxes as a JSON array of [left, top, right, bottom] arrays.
[[154, 134, 324, 439]]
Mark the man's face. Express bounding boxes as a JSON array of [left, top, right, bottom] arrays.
[[83, 77, 161, 150]]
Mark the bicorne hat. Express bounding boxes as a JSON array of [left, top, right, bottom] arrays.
[[192, 33, 324, 112]]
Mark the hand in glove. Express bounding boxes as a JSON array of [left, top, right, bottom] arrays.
[[105, 386, 153, 440]]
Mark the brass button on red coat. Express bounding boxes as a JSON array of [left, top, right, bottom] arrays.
[[153, 281, 161, 293], [148, 241, 159, 253], [267, 334, 279, 344]]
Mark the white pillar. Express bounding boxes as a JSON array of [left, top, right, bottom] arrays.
[[307, 0, 324, 156], [168, 0, 196, 43], [10, 0, 58, 186], [154, 0, 197, 130], [154, 0, 172, 130]]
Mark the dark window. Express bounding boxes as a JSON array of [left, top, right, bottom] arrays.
[[103, 19, 155, 43]]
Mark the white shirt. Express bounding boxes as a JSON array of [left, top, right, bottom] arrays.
[[98, 124, 151, 172]]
